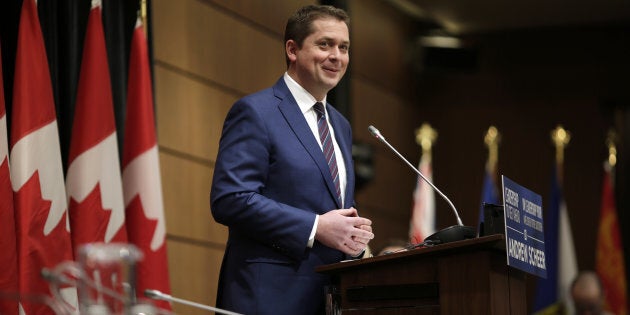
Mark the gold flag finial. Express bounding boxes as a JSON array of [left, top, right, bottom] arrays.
[[606, 129, 617, 167], [484, 126, 501, 171], [141, 0, 148, 36], [415, 123, 437, 156], [551, 125, 571, 167]]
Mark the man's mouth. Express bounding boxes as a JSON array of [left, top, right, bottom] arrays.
[[322, 65, 339, 73]]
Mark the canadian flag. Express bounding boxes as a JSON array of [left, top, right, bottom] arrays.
[[122, 17, 172, 311], [0, 45, 19, 315], [10, 0, 77, 313], [65, 0, 127, 250], [409, 152, 435, 244]]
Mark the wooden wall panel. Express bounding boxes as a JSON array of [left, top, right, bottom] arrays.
[[152, 0, 286, 94], [167, 239, 224, 315], [160, 152, 227, 244], [350, 0, 418, 98], [211, 0, 314, 36], [352, 78, 417, 207], [155, 65, 235, 160]]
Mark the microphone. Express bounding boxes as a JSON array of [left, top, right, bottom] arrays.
[[368, 125, 475, 244], [144, 289, 243, 315]]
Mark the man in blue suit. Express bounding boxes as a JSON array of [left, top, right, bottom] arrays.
[[210, 4, 374, 315]]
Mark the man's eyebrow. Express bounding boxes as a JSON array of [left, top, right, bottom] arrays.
[[318, 36, 350, 43]]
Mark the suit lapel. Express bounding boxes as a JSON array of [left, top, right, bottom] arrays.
[[274, 80, 343, 208]]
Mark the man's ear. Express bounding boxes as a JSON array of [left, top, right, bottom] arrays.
[[286, 40, 298, 62]]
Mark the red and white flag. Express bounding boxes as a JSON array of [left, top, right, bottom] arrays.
[[596, 162, 627, 315], [409, 152, 435, 244], [65, 0, 127, 251], [122, 17, 172, 311], [10, 0, 77, 313], [0, 45, 19, 315]]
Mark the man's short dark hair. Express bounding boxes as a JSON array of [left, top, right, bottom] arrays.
[[284, 5, 350, 66]]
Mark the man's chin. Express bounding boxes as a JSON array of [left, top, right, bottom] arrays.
[[321, 77, 342, 89]]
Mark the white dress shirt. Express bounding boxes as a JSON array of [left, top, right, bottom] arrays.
[[283, 72, 348, 248]]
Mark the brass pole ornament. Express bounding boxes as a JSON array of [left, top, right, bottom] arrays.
[[606, 129, 617, 168], [484, 126, 501, 171], [141, 0, 148, 36], [551, 125, 571, 166], [415, 123, 437, 157]]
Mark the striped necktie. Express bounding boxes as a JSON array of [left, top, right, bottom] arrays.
[[313, 102, 342, 204]]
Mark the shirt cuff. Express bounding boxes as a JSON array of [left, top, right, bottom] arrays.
[[307, 215, 319, 248]]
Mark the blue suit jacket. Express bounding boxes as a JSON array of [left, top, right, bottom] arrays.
[[210, 77, 355, 314]]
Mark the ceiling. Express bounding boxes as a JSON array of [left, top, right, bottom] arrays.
[[386, 0, 630, 35]]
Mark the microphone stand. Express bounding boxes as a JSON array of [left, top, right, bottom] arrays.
[[144, 289, 243, 315], [368, 125, 475, 244]]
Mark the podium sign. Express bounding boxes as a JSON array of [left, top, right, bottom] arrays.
[[502, 176, 547, 279]]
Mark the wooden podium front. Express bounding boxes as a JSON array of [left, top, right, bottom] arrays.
[[316, 235, 526, 314]]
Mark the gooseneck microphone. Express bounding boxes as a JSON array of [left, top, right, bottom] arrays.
[[368, 125, 475, 244], [144, 289, 243, 315], [368, 125, 462, 226]]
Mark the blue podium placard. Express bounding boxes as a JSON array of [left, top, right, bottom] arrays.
[[502, 176, 547, 278]]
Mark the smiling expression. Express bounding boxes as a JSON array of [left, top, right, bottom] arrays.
[[286, 18, 350, 101]]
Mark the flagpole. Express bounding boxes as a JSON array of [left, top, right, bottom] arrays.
[[551, 125, 571, 183], [410, 123, 437, 242], [483, 126, 500, 175], [478, 126, 501, 230], [550, 124, 578, 314]]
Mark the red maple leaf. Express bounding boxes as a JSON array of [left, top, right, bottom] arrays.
[[14, 171, 74, 315], [68, 183, 127, 255], [126, 195, 171, 310], [68, 183, 128, 313]]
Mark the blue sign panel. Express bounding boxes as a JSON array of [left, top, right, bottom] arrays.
[[502, 176, 547, 279]]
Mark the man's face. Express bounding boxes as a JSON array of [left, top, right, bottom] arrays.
[[287, 18, 349, 100]]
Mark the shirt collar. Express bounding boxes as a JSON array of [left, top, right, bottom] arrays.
[[283, 72, 327, 115]]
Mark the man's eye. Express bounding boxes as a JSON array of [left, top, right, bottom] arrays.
[[319, 42, 329, 48]]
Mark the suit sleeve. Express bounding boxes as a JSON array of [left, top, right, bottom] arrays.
[[210, 100, 315, 261]]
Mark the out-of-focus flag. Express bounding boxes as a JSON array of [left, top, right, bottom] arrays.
[[122, 17, 172, 311], [533, 126, 578, 314], [10, 0, 77, 313], [478, 172, 500, 223], [596, 139, 627, 315], [409, 123, 436, 244], [0, 45, 19, 315], [65, 0, 127, 251], [478, 126, 500, 228]]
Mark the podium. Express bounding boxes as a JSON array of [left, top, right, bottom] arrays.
[[316, 235, 526, 314]]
